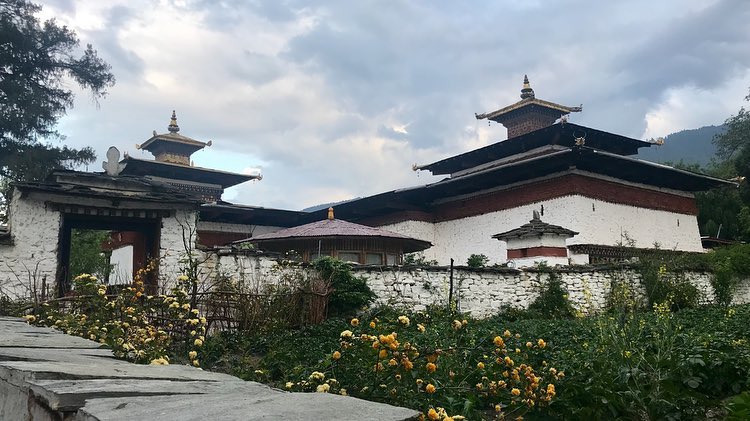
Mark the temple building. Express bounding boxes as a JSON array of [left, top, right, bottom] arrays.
[[265, 76, 732, 265]]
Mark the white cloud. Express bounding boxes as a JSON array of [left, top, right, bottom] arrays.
[[36, 0, 750, 211]]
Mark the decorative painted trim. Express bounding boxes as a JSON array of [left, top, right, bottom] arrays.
[[507, 246, 568, 258]]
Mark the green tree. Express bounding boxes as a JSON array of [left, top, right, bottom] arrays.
[[712, 87, 750, 240], [69, 229, 112, 280], [0, 0, 115, 215]]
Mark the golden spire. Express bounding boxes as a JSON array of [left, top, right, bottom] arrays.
[[520, 75, 535, 100], [327, 207, 334, 220], [168, 110, 180, 133]]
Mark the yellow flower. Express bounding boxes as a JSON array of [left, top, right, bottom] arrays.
[[417, 323, 425, 332], [340, 330, 353, 339], [339, 388, 347, 396], [389, 358, 398, 367], [285, 382, 294, 390], [425, 383, 436, 394], [511, 388, 521, 396], [451, 319, 462, 330], [477, 362, 485, 369], [493, 336, 504, 347], [350, 318, 359, 326], [398, 315, 410, 326], [316, 384, 330, 393], [369, 321, 377, 328], [395, 374, 402, 381], [194, 338, 203, 347], [526, 341, 533, 348], [546, 383, 556, 396], [503, 329, 511, 338], [379, 349, 388, 359], [23, 315, 36, 323], [537, 339, 546, 348], [426, 362, 437, 373], [427, 408, 440, 420], [189, 351, 198, 359], [181, 303, 191, 310], [332, 351, 342, 360], [192, 359, 200, 367], [309, 371, 325, 381], [150, 357, 169, 365]]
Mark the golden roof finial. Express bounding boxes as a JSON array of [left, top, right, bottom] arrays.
[[168, 110, 179, 133], [521, 75, 535, 100], [327, 207, 334, 220]]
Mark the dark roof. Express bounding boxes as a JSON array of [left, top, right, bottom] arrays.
[[200, 202, 309, 227], [304, 147, 733, 224], [14, 170, 202, 204], [240, 217, 432, 253], [492, 212, 578, 241], [416, 122, 652, 175], [138, 132, 208, 153], [0, 225, 10, 245], [475, 97, 582, 123], [119, 156, 258, 188]]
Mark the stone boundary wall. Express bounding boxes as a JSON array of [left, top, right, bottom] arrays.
[[197, 252, 750, 318], [0, 317, 418, 421], [352, 265, 750, 317]]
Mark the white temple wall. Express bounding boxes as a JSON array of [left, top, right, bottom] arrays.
[[381, 195, 703, 266], [0, 190, 60, 299], [378, 220, 438, 261], [158, 209, 199, 288]]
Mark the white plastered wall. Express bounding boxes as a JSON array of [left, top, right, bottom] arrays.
[[0, 190, 61, 299], [157, 209, 199, 290], [381, 195, 703, 266]]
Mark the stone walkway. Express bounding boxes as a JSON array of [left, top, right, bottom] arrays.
[[0, 317, 419, 420]]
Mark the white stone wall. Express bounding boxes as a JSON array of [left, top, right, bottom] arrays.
[[0, 190, 60, 299], [157, 210, 199, 290], [382, 195, 703, 266]]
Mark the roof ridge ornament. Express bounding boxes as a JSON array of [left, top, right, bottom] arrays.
[[532, 210, 541, 220], [520, 75, 535, 100], [328, 207, 334, 220], [168, 110, 179, 133]]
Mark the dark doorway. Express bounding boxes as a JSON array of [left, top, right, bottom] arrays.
[[57, 214, 161, 297]]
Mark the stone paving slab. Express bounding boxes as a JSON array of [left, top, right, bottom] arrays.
[[75, 391, 420, 421], [29, 378, 276, 412], [0, 360, 238, 385], [0, 347, 115, 363]]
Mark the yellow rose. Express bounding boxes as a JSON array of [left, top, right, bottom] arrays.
[[425, 383, 436, 393]]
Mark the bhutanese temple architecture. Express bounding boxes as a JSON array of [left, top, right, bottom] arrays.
[[267, 76, 733, 265], [0, 78, 737, 298]]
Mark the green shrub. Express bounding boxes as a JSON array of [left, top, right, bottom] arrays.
[[639, 261, 699, 310], [312, 257, 375, 317], [466, 254, 489, 268], [527, 272, 575, 319]]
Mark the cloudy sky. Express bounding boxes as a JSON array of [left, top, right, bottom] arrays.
[[38, 0, 750, 210]]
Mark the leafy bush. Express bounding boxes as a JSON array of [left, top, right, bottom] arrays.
[[312, 257, 375, 317], [26, 269, 206, 366], [466, 254, 489, 268], [403, 252, 439, 266], [277, 309, 559, 419], [527, 272, 575, 319], [706, 244, 750, 306], [203, 303, 750, 420], [639, 261, 699, 310]]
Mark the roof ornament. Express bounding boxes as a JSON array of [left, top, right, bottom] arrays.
[[102, 146, 124, 176], [532, 210, 541, 220], [327, 207, 335, 220], [520, 75, 535, 100], [574, 130, 587, 146], [168, 110, 180, 133]]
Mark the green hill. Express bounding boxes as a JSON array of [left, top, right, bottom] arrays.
[[637, 125, 726, 165]]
